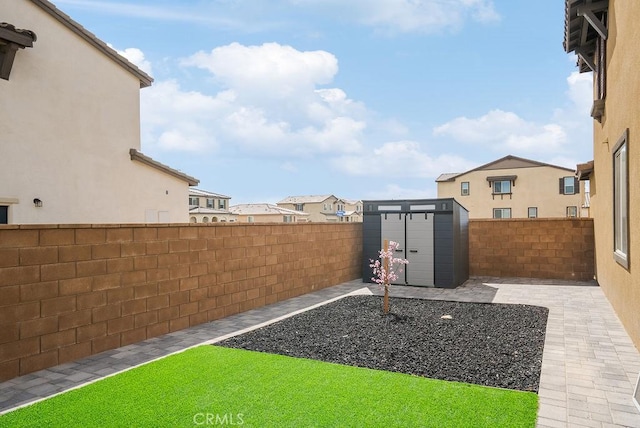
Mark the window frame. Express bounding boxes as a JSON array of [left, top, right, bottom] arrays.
[[563, 177, 576, 195], [206, 198, 214, 208], [492, 180, 511, 195], [613, 129, 629, 269], [528, 207, 537, 218], [461, 181, 470, 196], [189, 196, 199, 206], [493, 208, 511, 219], [566, 206, 578, 218], [0, 205, 8, 224]]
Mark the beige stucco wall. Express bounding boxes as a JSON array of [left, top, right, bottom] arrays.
[[590, 0, 640, 350], [0, 1, 190, 224], [437, 166, 584, 219]]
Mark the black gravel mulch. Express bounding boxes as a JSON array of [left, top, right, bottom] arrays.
[[216, 295, 549, 392]]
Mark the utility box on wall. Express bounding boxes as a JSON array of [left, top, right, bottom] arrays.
[[362, 198, 469, 288]]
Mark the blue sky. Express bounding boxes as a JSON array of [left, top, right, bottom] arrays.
[[55, 0, 592, 204]]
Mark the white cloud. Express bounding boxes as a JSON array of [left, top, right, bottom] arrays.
[[139, 43, 365, 157], [433, 109, 567, 154], [334, 140, 476, 178], [112, 46, 153, 75], [183, 43, 338, 100], [289, 0, 500, 33], [431, 70, 594, 167]]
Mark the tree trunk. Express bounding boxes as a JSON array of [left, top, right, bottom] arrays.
[[383, 239, 389, 314]]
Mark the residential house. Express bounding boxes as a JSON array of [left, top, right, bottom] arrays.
[[228, 204, 309, 223], [0, 0, 197, 224], [436, 155, 584, 219], [277, 194, 361, 222], [340, 198, 363, 223], [188, 189, 236, 223], [564, 0, 640, 349]]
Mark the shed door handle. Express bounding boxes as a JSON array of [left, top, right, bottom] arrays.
[[410, 250, 418, 253], [395, 249, 403, 252]]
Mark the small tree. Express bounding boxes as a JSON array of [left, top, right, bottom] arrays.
[[369, 239, 409, 314]]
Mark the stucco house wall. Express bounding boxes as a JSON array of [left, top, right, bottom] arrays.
[[583, 0, 640, 349], [0, 0, 195, 224]]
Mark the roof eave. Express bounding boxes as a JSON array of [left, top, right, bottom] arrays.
[[30, 0, 153, 88], [129, 149, 199, 186]]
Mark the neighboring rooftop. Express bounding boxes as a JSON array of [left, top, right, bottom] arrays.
[[278, 195, 336, 204], [229, 204, 309, 216], [189, 188, 231, 199], [435, 155, 575, 182]]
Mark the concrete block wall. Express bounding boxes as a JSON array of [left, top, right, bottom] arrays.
[[0, 223, 362, 381], [469, 218, 595, 281]]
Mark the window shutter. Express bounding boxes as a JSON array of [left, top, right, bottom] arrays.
[[559, 178, 564, 194], [574, 177, 579, 193]]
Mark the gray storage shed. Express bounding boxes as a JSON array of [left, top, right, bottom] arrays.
[[362, 198, 469, 288]]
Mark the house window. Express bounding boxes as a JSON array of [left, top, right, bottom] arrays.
[[493, 181, 511, 194], [494, 181, 509, 194], [190, 217, 197, 223], [206, 198, 214, 208], [283, 215, 293, 223], [337, 204, 345, 211], [528, 207, 537, 218], [218, 200, 226, 209], [461, 182, 470, 196], [493, 208, 511, 219], [0, 206, 7, 224], [202, 217, 209, 223], [189, 196, 199, 206], [560, 177, 578, 195], [294, 203, 304, 211], [323, 203, 329, 211], [247, 216, 254, 223], [356, 205, 361, 212], [613, 129, 628, 268], [566, 206, 578, 218]]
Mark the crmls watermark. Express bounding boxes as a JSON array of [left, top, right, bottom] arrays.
[[193, 413, 244, 426]]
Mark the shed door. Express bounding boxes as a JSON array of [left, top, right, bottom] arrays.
[[406, 212, 434, 286], [381, 212, 406, 285]]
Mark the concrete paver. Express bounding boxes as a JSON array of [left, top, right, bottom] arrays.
[[0, 277, 639, 427]]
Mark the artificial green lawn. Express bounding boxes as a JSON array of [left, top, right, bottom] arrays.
[[1, 346, 537, 427]]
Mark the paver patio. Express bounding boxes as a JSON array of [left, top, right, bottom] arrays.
[[1, 277, 639, 427]]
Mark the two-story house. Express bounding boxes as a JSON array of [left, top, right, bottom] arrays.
[[228, 204, 309, 223], [564, 0, 640, 349], [277, 194, 362, 222], [436, 155, 584, 219], [339, 198, 363, 223], [0, 0, 198, 224], [188, 189, 236, 223], [277, 195, 341, 222]]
